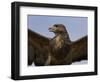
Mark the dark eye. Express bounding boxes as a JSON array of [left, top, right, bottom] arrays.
[[54, 25, 58, 27]]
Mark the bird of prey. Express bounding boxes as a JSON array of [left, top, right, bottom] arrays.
[[28, 24, 88, 66]]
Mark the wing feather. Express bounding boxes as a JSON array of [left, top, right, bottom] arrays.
[[70, 36, 88, 63], [28, 29, 50, 66]]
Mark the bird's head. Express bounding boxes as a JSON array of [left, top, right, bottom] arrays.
[[49, 24, 71, 44], [48, 24, 67, 34]]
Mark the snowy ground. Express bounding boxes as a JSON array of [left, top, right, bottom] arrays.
[[71, 60, 88, 65], [30, 60, 88, 67]]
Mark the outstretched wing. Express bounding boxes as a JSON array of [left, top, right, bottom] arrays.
[[28, 29, 50, 66], [70, 36, 88, 64]]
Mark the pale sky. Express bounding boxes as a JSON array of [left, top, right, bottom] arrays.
[[28, 15, 87, 41]]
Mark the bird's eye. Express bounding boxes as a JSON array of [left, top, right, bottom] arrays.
[[54, 25, 58, 27]]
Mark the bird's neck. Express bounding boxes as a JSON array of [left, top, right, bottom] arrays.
[[55, 32, 71, 42], [54, 32, 71, 48]]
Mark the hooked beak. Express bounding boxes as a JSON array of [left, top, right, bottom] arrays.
[[48, 27, 54, 32]]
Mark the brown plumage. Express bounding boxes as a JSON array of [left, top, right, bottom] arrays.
[[28, 24, 88, 66]]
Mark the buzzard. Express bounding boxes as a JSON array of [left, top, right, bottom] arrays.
[[28, 24, 87, 66]]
